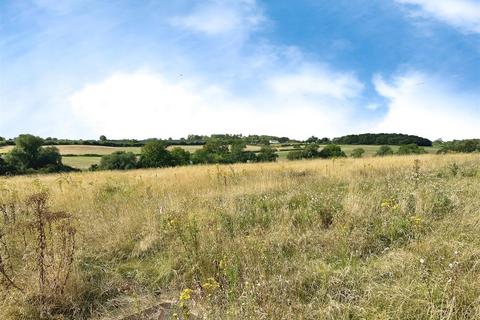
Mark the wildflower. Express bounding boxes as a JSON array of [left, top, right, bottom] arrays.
[[202, 277, 220, 295], [381, 200, 390, 208], [420, 258, 425, 264], [179, 288, 193, 301]]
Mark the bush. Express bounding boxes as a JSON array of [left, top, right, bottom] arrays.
[[170, 147, 191, 166], [287, 150, 304, 161], [351, 148, 365, 158], [376, 145, 394, 156], [3, 134, 70, 174], [397, 144, 426, 155], [139, 140, 172, 168], [319, 144, 346, 158], [302, 143, 320, 159], [256, 145, 278, 162], [99, 151, 137, 170], [0, 156, 9, 175]]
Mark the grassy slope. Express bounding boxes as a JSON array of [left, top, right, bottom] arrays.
[[0, 154, 479, 319]]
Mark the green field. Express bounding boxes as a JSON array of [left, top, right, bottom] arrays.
[[62, 156, 101, 169]]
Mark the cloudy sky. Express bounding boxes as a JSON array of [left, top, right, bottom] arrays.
[[1, 0, 479, 140]]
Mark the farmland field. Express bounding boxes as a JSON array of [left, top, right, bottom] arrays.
[[1, 154, 479, 319], [0, 145, 142, 155], [62, 156, 101, 169]]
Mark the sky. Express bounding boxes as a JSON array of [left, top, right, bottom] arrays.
[[0, 0, 479, 140]]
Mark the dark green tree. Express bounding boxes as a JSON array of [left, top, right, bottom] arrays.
[[376, 145, 394, 156], [99, 151, 137, 170], [302, 143, 320, 158], [319, 144, 346, 158], [0, 156, 9, 175], [139, 140, 172, 168], [397, 144, 426, 155], [256, 145, 278, 162], [170, 147, 191, 166]]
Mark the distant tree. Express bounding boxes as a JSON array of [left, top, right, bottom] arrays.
[[99, 151, 137, 170], [0, 136, 5, 147], [99, 135, 107, 142], [306, 136, 319, 144], [4, 134, 68, 173], [37, 147, 62, 168], [191, 149, 213, 164], [256, 145, 278, 162], [139, 140, 172, 168], [191, 138, 231, 164], [229, 141, 250, 163], [278, 137, 290, 143], [170, 147, 191, 166], [287, 150, 304, 161], [397, 144, 426, 155], [11, 134, 44, 169], [319, 144, 346, 158], [302, 143, 320, 158], [351, 148, 365, 158], [376, 145, 394, 156], [438, 139, 480, 154]]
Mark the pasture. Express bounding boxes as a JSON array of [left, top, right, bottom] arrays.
[[0, 154, 479, 319]]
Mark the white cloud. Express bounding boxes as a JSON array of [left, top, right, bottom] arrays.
[[170, 0, 265, 36], [69, 68, 366, 139], [374, 72, 480, 140], [396, 0, 480, 33], [267, 66, 364, 100]]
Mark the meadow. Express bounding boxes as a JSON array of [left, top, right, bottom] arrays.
[[0, 153, 479, 319]]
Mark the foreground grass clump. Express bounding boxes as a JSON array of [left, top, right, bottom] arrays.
[[0, 154, 479, 319]]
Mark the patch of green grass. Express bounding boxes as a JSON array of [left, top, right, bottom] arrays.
[[62, 156, 101, 169]]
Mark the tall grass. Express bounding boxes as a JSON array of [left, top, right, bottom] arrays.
[[0, 154, 479, 319]]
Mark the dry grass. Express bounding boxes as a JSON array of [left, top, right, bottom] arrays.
[[0, 154, 479, 319]]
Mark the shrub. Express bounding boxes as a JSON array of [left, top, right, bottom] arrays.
[[351, 148, 365, 158], [287, 150, 304, 161], [376, 145, 394, 156], [99, 151, 137, 170], [170, 147, 191, 166], [256, 145, 278, 162], [139, 140, 172, 168], [3, 134, 70, 174], [319, 144, 346, 158], [302, 143, 320, 159], [397, 144, 426, 155]]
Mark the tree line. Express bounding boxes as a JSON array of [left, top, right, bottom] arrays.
[[285, 143, 429, 161], [0, 133, 434, 148], [332, 133, 432, 146], [436, 139, 480, 154], [93, 139, 279, 171]]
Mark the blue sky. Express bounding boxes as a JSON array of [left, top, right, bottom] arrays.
[[1, 0, 479, 140]]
